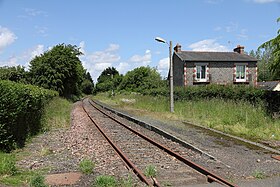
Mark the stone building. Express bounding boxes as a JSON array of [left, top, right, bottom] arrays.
[[172, 44, 258, 86]]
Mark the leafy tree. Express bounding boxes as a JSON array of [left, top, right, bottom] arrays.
[[249, 49, 273, 81], [95, 67, 121, 93], [29, 44, 85, 97], [81, 71, 94, 94], [0, 66, 27, 83], [118, 66, 164, 92], [259, 17, 280, 80]]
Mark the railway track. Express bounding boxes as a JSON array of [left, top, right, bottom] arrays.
[[82, 98, 237, 187]]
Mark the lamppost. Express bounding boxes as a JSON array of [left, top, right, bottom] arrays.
[[107, 73, 114, 96], [155, 37, 174, 113]]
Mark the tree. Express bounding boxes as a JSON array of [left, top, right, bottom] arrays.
[[259, 17, 280, 80], [118, 66, 163, 92], [95, 67, 121, 93], [249, 49, 273, 81], [29, 44, 85, 97], [81, 72, 94, 94], [0, 66, 27, 83]]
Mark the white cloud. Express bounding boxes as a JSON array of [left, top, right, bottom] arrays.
[[0, 44, 45, 68], [79, 41, 86, 55], [252, 0, 280, 3], [106, 44, 120, 52], [156, 57, 169, 78], [157, 57, 169, 70], [226, 22, 238, 33], [87, 44, 120, 64], [116, 62, 129, 75], [0, 26, 17, 52], [81, 43, 121, 82], [35, 26, 48, 37], [30, 44, 44, 59], [189, 39, 230, 52], [237, 29, 249, 40], [129, 49, 151, 66], [22, 8, 48, 18]]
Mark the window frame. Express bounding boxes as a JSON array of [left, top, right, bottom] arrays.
[[195, 63, 208, 82], [235, 63, 247, 82]]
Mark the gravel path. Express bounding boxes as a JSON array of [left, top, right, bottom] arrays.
[[17, 101, 141, 186]]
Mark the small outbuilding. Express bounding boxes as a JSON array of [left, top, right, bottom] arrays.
[[172, 44, 258, 87], [257, 81, 280, 91]]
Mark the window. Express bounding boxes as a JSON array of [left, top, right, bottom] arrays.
[[236, 65, 246, 81], [196, 65, 206, 81]]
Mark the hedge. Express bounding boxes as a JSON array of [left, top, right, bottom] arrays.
[[143, 85, 280, 116], [0, 80, 58, 152]]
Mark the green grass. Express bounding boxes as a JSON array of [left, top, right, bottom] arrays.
[[0, 152, 17, 176], [41, 96, 72, 130], [79, 159, 95, 174], [29, 174, 47, 187], [144, 165, 157, 177], [93, 93, 280, 141], [92, 175, 133, 187], [93, 175, 117, 187]]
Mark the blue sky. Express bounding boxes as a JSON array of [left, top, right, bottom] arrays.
[[0, 0, 279, 82]]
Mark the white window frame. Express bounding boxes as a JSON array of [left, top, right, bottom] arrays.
[[235, 63, 247, 82], [195, 63, 208, 82]]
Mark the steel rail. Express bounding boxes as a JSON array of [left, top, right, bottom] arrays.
[[88, 99, 238, 187], [82, 101, 154, 186]]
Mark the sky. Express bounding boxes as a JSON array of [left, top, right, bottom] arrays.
[[0, 0, 279, 82]]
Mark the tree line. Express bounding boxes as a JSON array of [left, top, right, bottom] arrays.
[[0, 18, 279, 97], [0, 44, 94, 99]]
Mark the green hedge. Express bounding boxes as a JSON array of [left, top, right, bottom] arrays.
[[0, 80, 58, 152], [143, 85, 280, 116]]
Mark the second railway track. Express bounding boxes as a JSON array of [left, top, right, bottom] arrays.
[[82, 98, 237, 187]]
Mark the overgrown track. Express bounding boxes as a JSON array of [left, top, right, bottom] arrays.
[[82, 98, 238, 187]]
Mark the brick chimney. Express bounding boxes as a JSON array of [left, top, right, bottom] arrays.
[[233, 45, 245, 54], [174, 43, 182, 52]]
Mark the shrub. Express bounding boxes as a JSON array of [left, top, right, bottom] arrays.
[[0, 80, 58, 152]]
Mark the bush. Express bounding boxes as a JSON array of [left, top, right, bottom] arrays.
[[143, 85, 280, 116], [0, 80, 58, 152]]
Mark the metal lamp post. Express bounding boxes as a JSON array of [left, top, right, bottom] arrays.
[[155, 37, 174, 113]]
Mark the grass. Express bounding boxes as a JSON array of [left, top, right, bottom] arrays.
[[29, 174, 47, 187], [252, 170, 265, 179], [93, 175, 133, 187], [41, 96, 72, 130], [93, 175, 117, 187], [93, 93, 280, 142], [79, 159, 95, 174], [144, 165, 157, 177], [0, 152, 17, 176]]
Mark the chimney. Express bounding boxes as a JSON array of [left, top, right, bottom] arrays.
[[174, 43, 182, 53], [233, 45, 245, 54]]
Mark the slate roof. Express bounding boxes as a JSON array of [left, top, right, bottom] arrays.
[[175, 51, 257, 62], [257, 81, 280, 91]]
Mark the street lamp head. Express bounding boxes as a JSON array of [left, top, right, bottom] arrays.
[[155, 37, 166, 44]]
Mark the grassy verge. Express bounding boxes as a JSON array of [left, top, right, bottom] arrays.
[[93, 93, 280, 141], [0, 97, 72, 186], [42, 97, 72, 130]]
